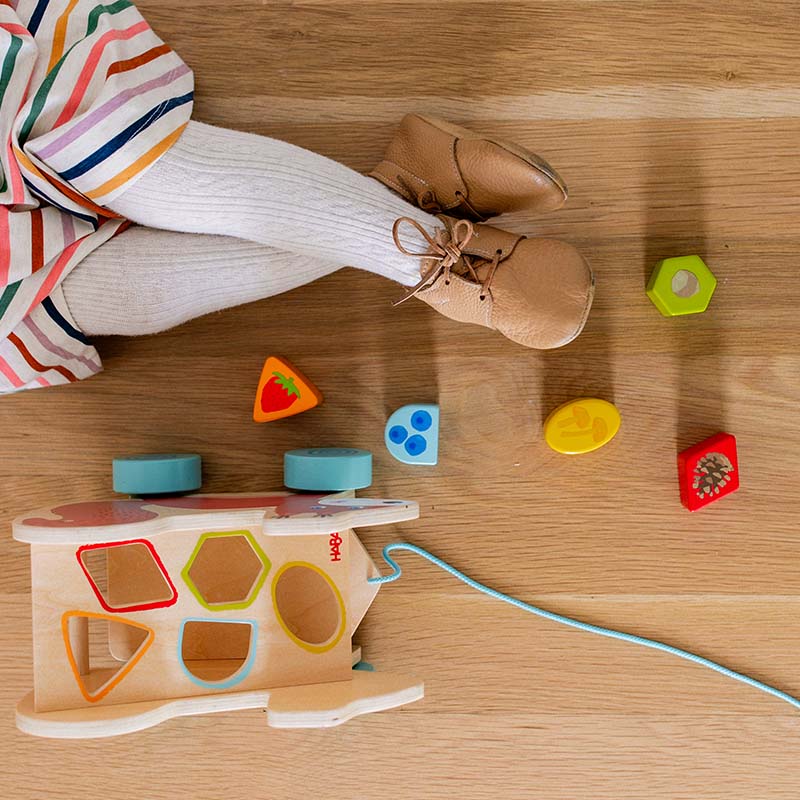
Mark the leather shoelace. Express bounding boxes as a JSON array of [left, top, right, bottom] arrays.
[[394, 173, 485, 221], [391, 217, 504, 306]]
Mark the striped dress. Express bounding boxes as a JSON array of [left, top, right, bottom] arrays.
[[0, 0, 193, 394]]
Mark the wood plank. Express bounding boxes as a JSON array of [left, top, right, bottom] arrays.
[[139, 2, 800, 95], [2, 0, 799, 796]]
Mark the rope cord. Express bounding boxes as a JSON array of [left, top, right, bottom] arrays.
[[368, 542, 800, 711]]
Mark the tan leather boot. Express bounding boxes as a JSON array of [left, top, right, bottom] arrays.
[[393, 216, 593, 349], [371, 114, 567, 221]]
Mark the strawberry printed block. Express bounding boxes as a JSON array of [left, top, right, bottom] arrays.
[[677, 432, 739, 511], [253, 356, 323, 423]]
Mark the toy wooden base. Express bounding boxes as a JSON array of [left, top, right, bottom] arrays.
[[16, 670, 424, 738], [13, 489, 422, 738]]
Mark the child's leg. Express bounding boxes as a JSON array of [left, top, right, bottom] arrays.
[[62, 227, 341, 336], [99, 121, 593, 350], [107, 121, 432, 287]]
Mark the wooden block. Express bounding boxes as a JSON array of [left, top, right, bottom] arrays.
[[112, 454, 202, 495], [544, 398, 621, 455], [646, 255, 717, 316], [253, 356, 322, 423], [283, 447, 372, 491], [677, 432, 740, 511], [385, 404, 440, 465]]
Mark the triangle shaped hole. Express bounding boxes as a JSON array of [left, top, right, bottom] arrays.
[[63, 612, 154, 702]]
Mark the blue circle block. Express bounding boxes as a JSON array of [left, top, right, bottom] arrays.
[[113, 454, 202, 496], [405, 435, 427, 456], [352, 661, 375, 672], [284, 447, 373, 491], [411, 410, 432, 431], [389, 425, 408, 444], [384, 404, 439, 466]]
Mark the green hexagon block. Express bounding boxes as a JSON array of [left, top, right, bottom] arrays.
[[646, 255, 717, 317], [182, 530, 270, 611]]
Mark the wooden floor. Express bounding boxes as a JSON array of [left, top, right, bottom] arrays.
[[3, 2, 800, 797]]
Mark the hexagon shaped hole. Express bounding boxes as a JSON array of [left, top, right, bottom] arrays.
[[182, 531, 270, 611]]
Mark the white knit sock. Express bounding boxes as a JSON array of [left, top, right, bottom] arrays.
[[62, 227, 341, 336], [108, 120, 434, 286]]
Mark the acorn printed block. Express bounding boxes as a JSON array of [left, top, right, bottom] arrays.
[[677, 432, 739, 511], [385, 404, 439, 465]]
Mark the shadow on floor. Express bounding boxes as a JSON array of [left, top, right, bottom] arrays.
[[643, 124, 727, 450]]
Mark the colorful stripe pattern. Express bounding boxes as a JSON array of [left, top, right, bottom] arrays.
[[0, 0, 193, 394]]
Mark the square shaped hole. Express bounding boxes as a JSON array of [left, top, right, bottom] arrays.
[[77, 539, 177, 613]]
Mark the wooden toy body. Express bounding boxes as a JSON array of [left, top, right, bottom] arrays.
[[13, 491, 423, 737]]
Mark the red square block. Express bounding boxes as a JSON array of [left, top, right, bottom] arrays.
[[677, 432, 739, 511]]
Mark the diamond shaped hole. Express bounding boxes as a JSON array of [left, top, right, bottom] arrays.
[[180, 620, 254, 685], [78, 540, 176, 613], [671, 269, 700, 298], [184, 532, 269, 609]]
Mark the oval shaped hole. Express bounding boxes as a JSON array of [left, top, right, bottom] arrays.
[[273, 564, 343, 651], [671, 269, 700, 298]]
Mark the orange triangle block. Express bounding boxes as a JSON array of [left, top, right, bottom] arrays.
[[62, 611, 154, 703], [253, 356, 323, 423]]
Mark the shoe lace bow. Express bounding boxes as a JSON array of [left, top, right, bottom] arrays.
[[391, 217, 503, 306]]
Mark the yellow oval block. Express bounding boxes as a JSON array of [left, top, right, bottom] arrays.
[[544, 398, 621, 455]]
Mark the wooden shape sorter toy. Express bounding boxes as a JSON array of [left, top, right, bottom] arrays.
[[13, 491, 423, 738]]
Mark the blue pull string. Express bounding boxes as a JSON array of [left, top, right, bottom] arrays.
[[368, 542, 800, 711]]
